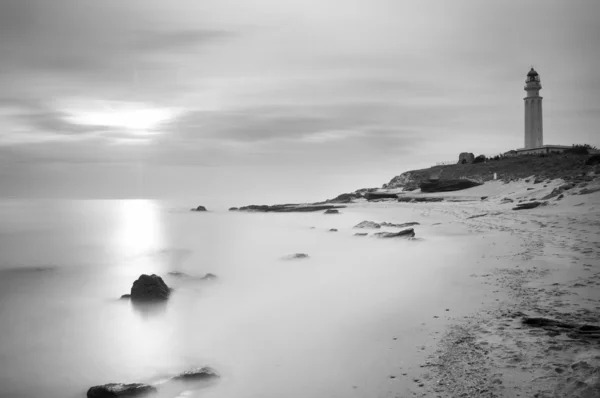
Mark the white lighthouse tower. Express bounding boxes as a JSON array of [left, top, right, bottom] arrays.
[[524, 67, 543, 149]]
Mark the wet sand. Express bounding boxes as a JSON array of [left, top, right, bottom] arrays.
[[371, 177, 600, 397]]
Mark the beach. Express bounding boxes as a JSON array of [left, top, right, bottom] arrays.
[[0, 177, 599, 398]]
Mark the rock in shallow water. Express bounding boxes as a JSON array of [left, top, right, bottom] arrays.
[[373, 228, 415, 238], [87, 383, 156, 398], [191, 205, 207, 211], [130, 274, 170, 301], [283, 253, 309, 260], [353, 221, 381, 229], [173, 366, 220, 381], [324, 209, 339, 214]]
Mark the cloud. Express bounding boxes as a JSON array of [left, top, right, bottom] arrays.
[[133, 29, 235, 52]]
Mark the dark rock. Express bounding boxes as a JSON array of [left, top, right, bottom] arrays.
[[420, 179, 482, 193], [467, 213, 488, 219], [354, 233, 368, 236], [120, 294, 131, 300], [381, 222, 420, 228], [556, 194, 564, 200], [173, 366, 220, 381], [500, 197, 514, 203], [228, 207, 238, 211], [373, 228, 415, 238], [324, 209, 339, 214], [353, 221, 381, 229], [481, 196, 488, 200], [130, 274, 170, 301], [283, 253, 309, 260], [365, 192, 398, 201], [534, 176, 545, 184], [398, 196, 444, 203], [238, 204, 345, 213], [326, 192, 364, 203], [329, 228, 338, 232], [191, 206, 207, 212], [527, 188, 534, 190], [87, 383, 156, 398], [513, 201, 542, 210]]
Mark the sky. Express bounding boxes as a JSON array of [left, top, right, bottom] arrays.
[[1, 0, 599, 206]]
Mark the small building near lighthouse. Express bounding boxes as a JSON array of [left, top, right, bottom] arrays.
[[513, 67, 570, 155]]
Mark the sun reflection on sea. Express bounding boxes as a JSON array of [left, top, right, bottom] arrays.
[[114, 200, 163, 259]]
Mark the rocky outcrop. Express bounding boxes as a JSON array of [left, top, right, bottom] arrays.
[[373, 228, 415, 238], [191, 206, 207, 212], [228, 207, 238, 211], [324, 209, 339, 214], [381, 222, 420, 228], [87, 383, 156, 398], [420, 179, 482, 193], [129, 274, 170, 301], [353, 221, 381, 229], [238, 204, 345, 213], [500, 197, 514, 204], [457, 152, 475, 164], [385, 171, 421, 191], [513, 201, 543, 210], [398, 196, 444, 203], [173, 367, 220, 381], [364, 192, 398, 201], [326, 192, 364, 203]]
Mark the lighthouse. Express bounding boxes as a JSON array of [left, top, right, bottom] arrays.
[[524, 67, 543, 149]]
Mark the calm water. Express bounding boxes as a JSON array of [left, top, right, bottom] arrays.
[[0, 199, 484, 398]]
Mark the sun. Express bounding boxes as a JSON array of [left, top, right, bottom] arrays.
[[64, 101, 177, 132]]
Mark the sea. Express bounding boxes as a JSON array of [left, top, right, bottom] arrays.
[[0, 199, 486, 398]]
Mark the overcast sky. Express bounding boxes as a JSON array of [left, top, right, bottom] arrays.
[[1, 0, 599, 206]]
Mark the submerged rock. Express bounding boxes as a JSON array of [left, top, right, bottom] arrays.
[[354, 233, 368, 236], [87, 383, 156, 398], [167, 271, 189, 278], [200, 273, 217, 280], [130, 274, 170, 301], [283, 253, 309, 260], [228, 207, 238, 211], [191, 205, 207, 212], [353, 221, 381, 229], [173, 366, 220, 381], [324, 209, 339, 214], [373, 228, 415, 239]]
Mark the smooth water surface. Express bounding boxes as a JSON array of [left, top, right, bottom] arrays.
[[0, 200, 484, 398]]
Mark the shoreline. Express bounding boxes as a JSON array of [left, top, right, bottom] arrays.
[[376, 183, 600, 397]]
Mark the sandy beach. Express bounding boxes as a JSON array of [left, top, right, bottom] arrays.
[[354, 176, 600, 397]]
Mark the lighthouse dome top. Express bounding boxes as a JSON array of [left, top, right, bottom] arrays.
[[526, 67, 540, 83]]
